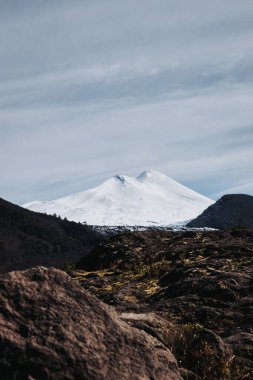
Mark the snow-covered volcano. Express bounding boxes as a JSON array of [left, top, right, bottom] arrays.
[[23, 170, 214, 226]]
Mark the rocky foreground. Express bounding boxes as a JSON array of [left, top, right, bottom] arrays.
[[76, 228, 253, 379], [1, 227, 253, 379], [0, 267, 181, 380]]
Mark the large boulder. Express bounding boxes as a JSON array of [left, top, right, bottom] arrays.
[[0, 267, 182, 380]]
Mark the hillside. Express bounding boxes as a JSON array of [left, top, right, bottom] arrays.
[[23, 170, 214, 226], [187, 194, 253, 228], [0, 198, 102, 273]]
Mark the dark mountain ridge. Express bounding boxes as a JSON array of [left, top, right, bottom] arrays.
[[0, 197, 103, 273], [187, 194, 253, 228]]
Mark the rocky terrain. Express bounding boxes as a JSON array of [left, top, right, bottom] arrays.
[[0, 267, 182, 380], [1, 197, 253, 379], [0, 198, 102, 273], [187, 194, 253, 228], [75, 228, 253, 379]]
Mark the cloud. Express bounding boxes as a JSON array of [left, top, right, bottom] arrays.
[[1, 0, 253, 204]]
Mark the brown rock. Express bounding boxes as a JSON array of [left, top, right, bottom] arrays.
[[0, 267, 182, 380]]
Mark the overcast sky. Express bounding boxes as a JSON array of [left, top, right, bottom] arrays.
[[1, 0, 253, 204]]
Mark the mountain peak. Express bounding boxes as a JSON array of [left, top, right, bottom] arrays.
[[114, 174, 126, 184], [23, 170, 214, 226], [136, 169, 165, 182]]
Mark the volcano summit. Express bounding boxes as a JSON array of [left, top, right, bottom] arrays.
[[23, 170, 214, 226]]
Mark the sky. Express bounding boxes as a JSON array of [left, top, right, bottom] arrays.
[[1, 0, 253, 204]]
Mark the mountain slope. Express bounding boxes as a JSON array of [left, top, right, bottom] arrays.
[[0, 198, 102, 273], [187, 194, 253, 228], [23, 170, 214, 226]]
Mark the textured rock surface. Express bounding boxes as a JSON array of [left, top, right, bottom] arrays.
[[187, 194, 253, 228], [75, 228, 253, 379], [0, 267, 182, 380]]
